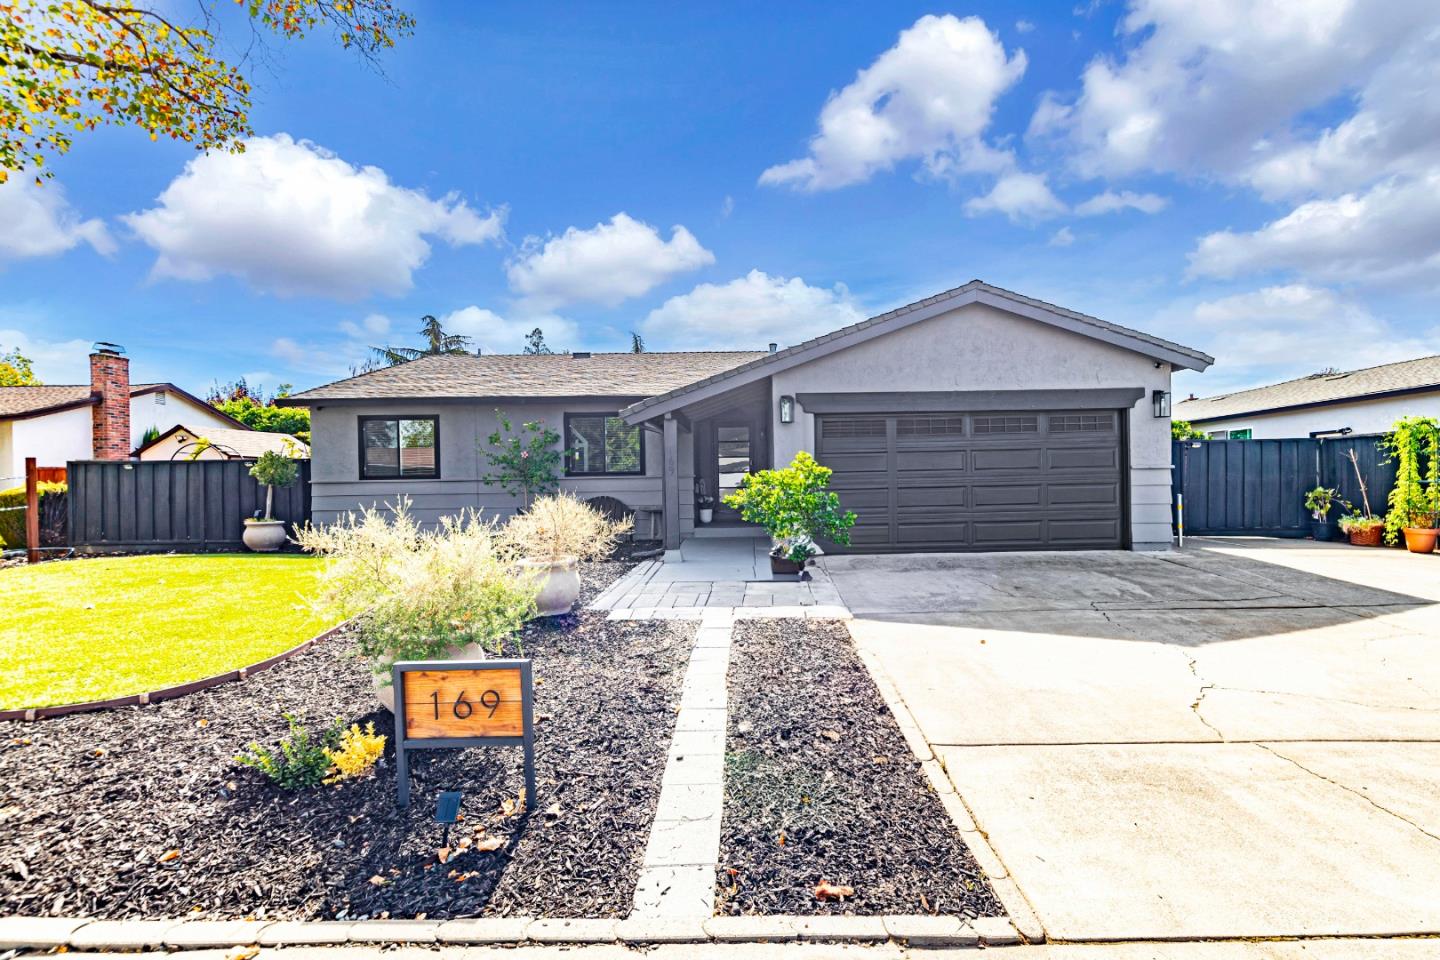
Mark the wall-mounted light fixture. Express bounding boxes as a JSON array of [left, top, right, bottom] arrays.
[[1152, 389, 1171, 419], [778, 394, 795, 424]]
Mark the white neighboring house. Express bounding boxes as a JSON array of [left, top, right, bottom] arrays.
[[0, 344, 250, 483], [134, 424, 309, 461], [1175, 355, 1440, 440]]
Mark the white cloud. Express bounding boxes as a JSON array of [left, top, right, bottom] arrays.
[[440, 305, 577, 354], [124, 134, 504, 299], [1015, 19, 1035, 33], [1073, 189, 1168, 216], [338, 313, 391, 341], [963, 171, 1067, 221], [506, 213, 714, 310], [0, 178, 113, 261], [1187, 173, 1440, 286], [1049, 227, 1077, 247], [0, 327, 94, 383], [1175, 285, 1440, 390], [641, 270, 866, 349], [759, 14, 1026, 191], [1031, 0, 1434, 182]]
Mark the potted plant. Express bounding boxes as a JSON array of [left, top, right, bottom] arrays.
[[243, 450, 300, 551], [1380, 416, 1440, 554], [1338, 511, 1385, 546], [696, 482, 715, 525], [1303, 486, 1339, 541], [502, 492, 631, 615], [722, 451, 857, 579], [296, 499, 538, 711]]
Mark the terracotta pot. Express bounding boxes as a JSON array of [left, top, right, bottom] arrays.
[[1348, 525, 1384, 547], [1402, 527, 1439, 554], [519, 556, 581, 616], [372, 641, 486, 713], [242, 519, 288, 552]]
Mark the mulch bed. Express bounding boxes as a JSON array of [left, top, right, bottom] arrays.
[[0, 561, 693, 921], [717, 619, 1003, 918]]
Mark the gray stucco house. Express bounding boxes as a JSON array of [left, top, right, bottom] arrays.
[[282, 281, 1212, 553]]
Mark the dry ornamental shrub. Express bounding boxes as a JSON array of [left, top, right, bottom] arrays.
[[502, 492, 631, 564], [296, 498, 538, 681]]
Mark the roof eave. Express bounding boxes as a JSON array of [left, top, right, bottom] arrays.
[[0, 395, 98, 422], [1178, 381, 1440, 424]]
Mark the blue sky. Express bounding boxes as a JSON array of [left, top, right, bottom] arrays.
[[3, 0, 1438, 402]]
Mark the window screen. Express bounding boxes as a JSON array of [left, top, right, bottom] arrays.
[[566, 414, 643, 475], [360, 416, 439, 479]]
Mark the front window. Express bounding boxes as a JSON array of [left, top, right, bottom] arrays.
[[359, 416, 439, 479], [565, 414, 643, 476]]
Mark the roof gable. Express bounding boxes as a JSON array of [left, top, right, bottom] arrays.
[[620, 280, 1212, 424]]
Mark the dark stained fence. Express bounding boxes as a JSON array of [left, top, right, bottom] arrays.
[[67, 459, 311, 552], [1172, 435, 1394, 538]]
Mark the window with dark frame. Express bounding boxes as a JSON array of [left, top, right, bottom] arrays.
[[565, 414, 644, 476], [359, 416, 439, 480]]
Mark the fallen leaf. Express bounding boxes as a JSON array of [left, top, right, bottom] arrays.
[[368, 874, 388, 887], [227, 947, 259, 960], [873, 755, 889, 764], [544, 802, 562, 818], [815, 880, 855, 902], [436, 847, 452, 864], [196, 718, 209, 728], [820, 730, 841, 742], [777, 831, 786, 847], [158, 850, 180, 863], [500, 797, 517, 817], [474, 836, 505, 852]]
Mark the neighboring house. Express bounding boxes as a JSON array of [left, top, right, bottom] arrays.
[[0, 344, 250, 481], [134, 424, 310, 461], [281, 280, 1213, 553], [1174, 355, 1440, 440]]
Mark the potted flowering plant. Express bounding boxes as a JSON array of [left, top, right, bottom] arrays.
[[1303, 486, 1339, 541], [696, 481, 715, 524], [723, 452, 857, 579]]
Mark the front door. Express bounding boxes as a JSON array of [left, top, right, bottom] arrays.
[[711, 415, 766, 523]]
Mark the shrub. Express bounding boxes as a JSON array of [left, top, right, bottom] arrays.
[[1379, 416, 1440, 543], [0, 481, 66, 548], [502, 492, 631, 564], [295, 498, 538, 681], [1303, 486, 1340, 521], [723, 452, 857, 564], [1171, 420, 1206, 441], [480, 411, 563, 508], [236, 714, 342, 790], [324, 722, 387, 783], [249, 450, 300, 522]]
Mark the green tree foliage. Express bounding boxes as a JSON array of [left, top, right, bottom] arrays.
[[208, 376, 309, 441], [480, 411, 562, 508], [0, 346, 39, 386], [249, 449, 300, 521], [373, 314, 473, 366], [723, 451, 857, 563], [523, 328, 553, 355], [630, 331, 645, 353], [1380, 415, 1440, 542], [1171, 419, 1206, 441], [1, 0, 414, 183]]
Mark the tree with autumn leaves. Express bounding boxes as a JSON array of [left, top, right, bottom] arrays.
[[0, 0, 415, 184]]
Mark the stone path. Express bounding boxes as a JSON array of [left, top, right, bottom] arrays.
[[590, 559, 848, 618]]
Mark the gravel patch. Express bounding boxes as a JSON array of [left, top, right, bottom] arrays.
[[717, 619, 1002, 918], [0, 562, 692, 921]]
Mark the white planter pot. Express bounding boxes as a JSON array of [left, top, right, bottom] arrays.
[[242, 519, 288, 552], [372, 642, 486, 713], [519, 556, 581, 617], [699, 508, 714, 524]]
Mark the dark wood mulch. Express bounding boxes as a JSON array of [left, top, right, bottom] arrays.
[[716, 619, 1003, 918], [0, 561, 693, 921]]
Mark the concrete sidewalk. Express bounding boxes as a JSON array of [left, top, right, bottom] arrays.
[[829, 540, 1440, 943]]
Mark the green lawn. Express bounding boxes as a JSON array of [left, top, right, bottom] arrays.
[[0, 554, 335, 710]]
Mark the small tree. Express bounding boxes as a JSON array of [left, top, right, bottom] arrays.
[[249, 450, 300, 523], [723, 452, 857, 563], [523, 328, 554, 355], [0, 347, 39, 386], [481, 411, 563, 509], [1171, 420, 1206, 441], [630, 331, 646, 353]]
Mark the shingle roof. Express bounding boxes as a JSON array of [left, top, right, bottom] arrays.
[[280, 351, 771, 403], [0, 382, 168, 419], [139, 425, 310, 459], [1174, 355, 1440, 423]]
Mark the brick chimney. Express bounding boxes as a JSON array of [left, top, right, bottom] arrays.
[[89, 342, 130, 460]]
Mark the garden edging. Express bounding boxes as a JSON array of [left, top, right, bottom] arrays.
[[0, 619, 354, 722], [0, 913, 1024, 950]]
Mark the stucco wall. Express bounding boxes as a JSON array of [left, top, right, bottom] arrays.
[[308, 400, 692, 535], [131, 391, 237, 447], [767, 301, 1175, 549], [5, 406, 94, 479], [1182, 391, 1440, 440]]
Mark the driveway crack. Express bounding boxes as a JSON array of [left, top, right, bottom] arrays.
[[1257, 743, 1440, 845], [1182, 652, 1226, 742]]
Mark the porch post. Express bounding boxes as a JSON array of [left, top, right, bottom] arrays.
[[662, 413, 681, 551]]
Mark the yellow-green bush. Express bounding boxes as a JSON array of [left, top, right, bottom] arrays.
[[0, 481, 65, 548]]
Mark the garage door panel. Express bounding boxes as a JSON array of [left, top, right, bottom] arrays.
[[817, 409, 1124, 553]]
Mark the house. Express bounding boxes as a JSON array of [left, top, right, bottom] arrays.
[[281, 280, 1213, 553], [1174, 355, 1440, 440], [0, 344, 250, 482], [134, 424, 310, 461]]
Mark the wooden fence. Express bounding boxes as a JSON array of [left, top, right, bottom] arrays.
[[67, 459, 311, 552], [1172, 435, 1395, 538]]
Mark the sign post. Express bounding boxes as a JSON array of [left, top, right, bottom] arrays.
[[391, 659, 535, 810]]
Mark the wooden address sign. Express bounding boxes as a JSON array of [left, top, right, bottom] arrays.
[[392, 659, 535, 809]]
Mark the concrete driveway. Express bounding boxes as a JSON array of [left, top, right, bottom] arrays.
[[824, 539, 1440, 944]]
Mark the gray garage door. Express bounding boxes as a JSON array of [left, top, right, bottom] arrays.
[[816, 410, 1124, 552]]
